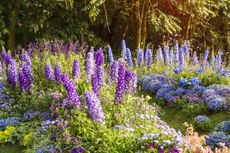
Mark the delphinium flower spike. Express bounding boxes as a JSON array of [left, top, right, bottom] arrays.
[[84, 91, 105, 124], [156, 46, 164, 64], [192, 52, 199, 65], [72, 60, 80, 80], [6, 59, 17, 89], [163, 45, 169, 66], [121, 40, 127, 61], [174, 41, 179, 66], [86, 48, 95, 82], [137, 48, 144, 67], [114, 62, 126, 105], [110, 61, 119, 83], [54, 64, 62, 84], [91, 72, 100, 97], [107, 45, 114, 65], [95, 48, 104, 87], [126, 48, 133, 68], [45, 62, 55, 80]]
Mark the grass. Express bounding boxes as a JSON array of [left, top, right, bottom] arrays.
[[159, 106, 230, 134], [0, 144, 22, 153]]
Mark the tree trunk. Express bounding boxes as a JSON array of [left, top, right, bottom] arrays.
[[183, 15, 192, 40], [132, 0, 141, 50], [140, 1, 149, 49], [7, 5, 17, 54]]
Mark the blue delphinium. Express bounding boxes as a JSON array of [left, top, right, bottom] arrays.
[[179, 46, 185, 69], [215, 120, 230, 134], [121, 40, 127, 61], [126, 48, 133, 68], [107, 45, 114, 65], [124, 70, 133, 94], [206, 132, 230, 149], [137, 48, 144, 67]]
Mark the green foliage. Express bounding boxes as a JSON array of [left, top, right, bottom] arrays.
[[182, 103, 208, 117], [193, 118, 212, 133], [0, 126, 16, 143]]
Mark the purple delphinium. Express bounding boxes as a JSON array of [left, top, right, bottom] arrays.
[[86, 49, 94, 82], [72, 147, 85, 153], [6, 59, 17, 89], [107, 45, 114, 65], [95, 49, 104, 87], [91, 72, 100, 97], [202, 49, 209, 66], [84, 91, 105, 124], [125, 70, 133, 94], [20, 52, 32, 66], [72, 60, 80, 80], [131, 73, 138, 94], [54, 64, 62, 84], [126, 48, 133, 68], [163, 45, 169, 66], [121, 40, 127, 61], [18, 69, 31, 92], [137, 48, 144, 67], [62, 74, 81, 107], [114, 62, 126, 105], [110, 61, 119, 83], [192, 52, 199, 65], [44, 63, 55, 80]]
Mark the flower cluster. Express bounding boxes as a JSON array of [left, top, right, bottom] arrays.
[[86, 49, 94, 82], [126, 48, 133, 68], [215, 120, 230, 134], [137, 48, 144, 67], [205, 132, 230, 149], [23, 110, 40, 121], [44, 63, 55, 80], [107, 45, 114, 65], [54, 64, 62, 84], [84, 92, 105, 124], [109, 61, 118, 83], [36, 145, 56, 153], [6, 58, 17, 89], [114, 62, 126, 105], [95, 49, 104, 87], [0, 117, 20, 131], [72, 60, 80, 80]]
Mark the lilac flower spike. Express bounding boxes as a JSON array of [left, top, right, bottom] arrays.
[[84, 91, 105, 124], [114, 62, 126, 105], [126, 48, 133, 68], [121, 40, 127, 61], [156, 47, 164, 64], [1, 48, 8, 65], [145, 48, 152, 69], [202, 49, 209, 66], [137, 48, 144, 67], [86, 49, 95, 82], [54, 64, 62, 84], [125, 70, 133, 94], [192, 52, 199, 65], [174, 42, 179, 66], [107, 45, 114, 65], [7, 59, 17, 89], [179, 47, 185, 69], [72, 60, 80, 80], [45, 63, 55, 80], [95, 49, 104, 87], [91, 72, 100, 97], [110, 61, 119, 82]]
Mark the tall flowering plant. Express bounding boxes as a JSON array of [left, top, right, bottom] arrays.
[[6, 59, 17, 89], [107, 45, 114, 65], [86, 49, 95, 82], [72, 60, 80, 80], [137, 48, 144, 67], [114, 62, 126, 105]]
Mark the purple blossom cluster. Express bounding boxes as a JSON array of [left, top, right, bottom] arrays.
[[54, 64, 62, 84], [45, 63, 55, 80], [72, 60, 80, 80], [7, 58, 17, 89], [107, 45, 114, 65], [84, 91, 105, 124], [145, 48, 153, 69], [86, 49, 94, 82], [114, 62, 126, 105], [121, 40, 127, 61], [109, 61, 119, 83], [126, 48, 133, 68], [95, 49, 104, 87], [62, 74, 81, 107], [137, 48, 144, 67]]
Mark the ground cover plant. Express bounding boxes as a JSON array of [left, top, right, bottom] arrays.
[[0, 40, 229, 153]]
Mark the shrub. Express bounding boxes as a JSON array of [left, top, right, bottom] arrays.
[[193, 115, 211, 132], [215, 120, 230, 134], [205, 132, 230, 149], [206, 96, 226, 111], [182, 103, 208, 117]]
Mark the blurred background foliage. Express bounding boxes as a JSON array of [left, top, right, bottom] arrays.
[[0, 0, 229, 57]]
